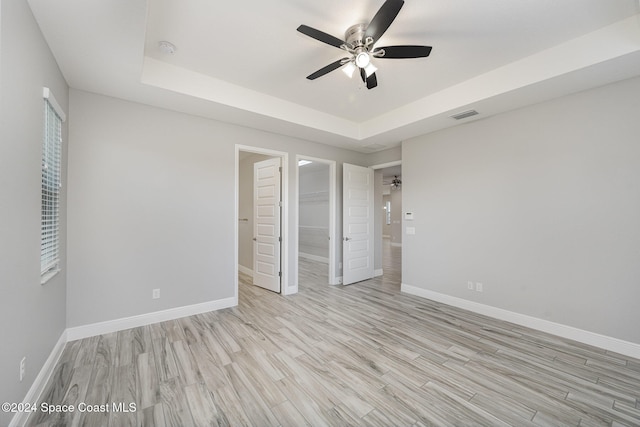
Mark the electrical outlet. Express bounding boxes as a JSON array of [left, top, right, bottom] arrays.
[[467, 281, 474, 290], [152, 289, 160, 299], [20, 357, 26, 382], [476, 282, 483, 292]]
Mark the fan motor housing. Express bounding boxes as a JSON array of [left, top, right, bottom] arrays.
[[345, 23, 368, 47]]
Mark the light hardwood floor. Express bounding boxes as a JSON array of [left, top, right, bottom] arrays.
[[28, 241, 640, 426]]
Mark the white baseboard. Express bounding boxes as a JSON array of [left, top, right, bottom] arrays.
[[401, 283, 640, 360], [66, 297, 238, 341], [12, 296, 237, 425], [374, 269, 384, 277], [299, 252, 329, 264], [10, 331, 67, 427], [238, 264, 253, 277]]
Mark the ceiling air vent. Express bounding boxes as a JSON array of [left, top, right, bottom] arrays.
[[450, 110, 479, 120]]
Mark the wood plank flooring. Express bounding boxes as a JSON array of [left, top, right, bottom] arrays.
[[28, 241, 640, 426]]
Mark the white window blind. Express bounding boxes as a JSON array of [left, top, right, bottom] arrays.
[[41, 88, 65, 278]]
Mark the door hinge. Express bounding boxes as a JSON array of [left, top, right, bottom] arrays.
[[278, 201, 282, 207], [278, 271, 282, 277], [279, 166, 282, 173], [278, 236, 282, 242]]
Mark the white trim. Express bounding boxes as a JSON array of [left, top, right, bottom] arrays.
[[299, 252, 329, 264], [11, 331, 67, 427], [374, 269, 384, 277], [238, 264, 253, 277], [66, 297, 237, 341], [401, 283, 640, 360], [42, 87, 66, 122]]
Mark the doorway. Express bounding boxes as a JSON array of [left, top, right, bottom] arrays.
[[296, 156, 336, 288], [236, 146, 290, 298], [372, 161, 402, 285]]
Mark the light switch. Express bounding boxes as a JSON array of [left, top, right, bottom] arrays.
[[406, 227, 416, 235], [404, 212, 414, 220]]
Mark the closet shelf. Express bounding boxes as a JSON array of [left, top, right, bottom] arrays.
[[299, 190, 329, 203]]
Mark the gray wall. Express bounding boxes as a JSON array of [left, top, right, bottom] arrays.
[[67, 89, 368, 327], [367, 146, 402, 167], [0, 0, 68, 424], [402, 76, 640, 344]]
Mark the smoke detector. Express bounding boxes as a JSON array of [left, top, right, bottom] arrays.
[[158, 41, 177, 55]]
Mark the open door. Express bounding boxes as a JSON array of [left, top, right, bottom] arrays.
[[253, 157, 282, 293], [342, 163, 374, 285]]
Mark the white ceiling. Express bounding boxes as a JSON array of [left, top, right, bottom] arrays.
[[29, 0, 640, 153]]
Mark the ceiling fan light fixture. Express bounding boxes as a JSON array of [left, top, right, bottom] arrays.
[[342, 61, 356, 78], [364, 62, 377, 77], [355, 51, 370, 68]]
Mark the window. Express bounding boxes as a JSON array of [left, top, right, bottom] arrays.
[[41, 88, 65, 282]]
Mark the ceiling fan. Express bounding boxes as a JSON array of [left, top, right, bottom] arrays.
[[297, 0, 432, 90], [385, 175, 402, 188]]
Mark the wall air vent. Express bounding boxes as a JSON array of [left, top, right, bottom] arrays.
[[450, 110, 479, 120]]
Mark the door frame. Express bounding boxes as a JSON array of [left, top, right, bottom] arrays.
[[295, 155, 337, 288], [235, 145, 291, 298]]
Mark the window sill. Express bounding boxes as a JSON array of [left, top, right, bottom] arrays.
[[41, 268, 60, 285]]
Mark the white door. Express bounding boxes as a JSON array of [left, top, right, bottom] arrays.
[[253, 158, 282, 293], [342, 163, 374, 285]]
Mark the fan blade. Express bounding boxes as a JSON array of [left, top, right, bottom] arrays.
[[297, 25, 345, 49], [359, 68, 378, 89], [375, 45, 432, 59], [365, 0, 404, 42], [366, 72, 378, 90], [307, 58, 348, 80]]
